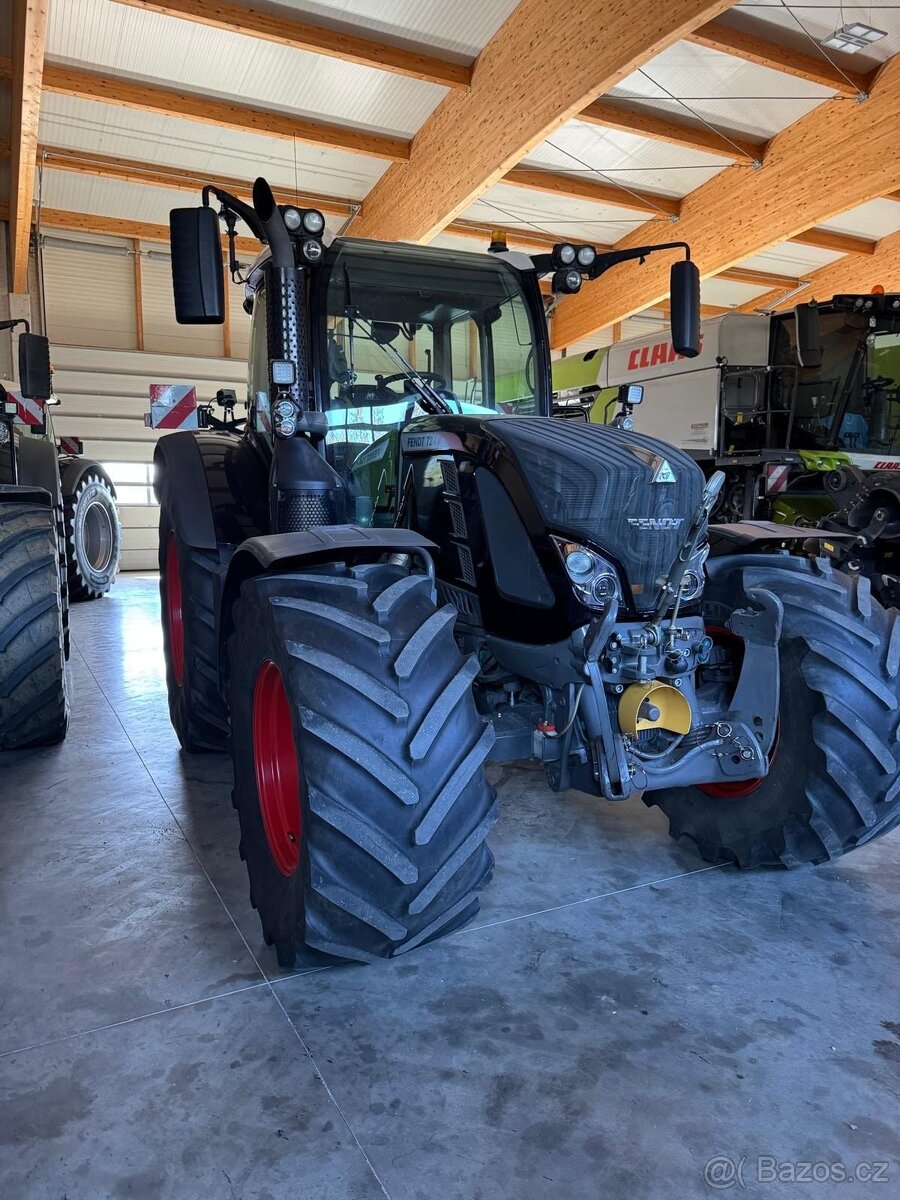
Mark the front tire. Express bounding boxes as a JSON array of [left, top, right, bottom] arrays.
[[65, 472, 121, 601], [229, 563, 497, 965], [0, 503, 68, 749], [647, 556, 900, 867]]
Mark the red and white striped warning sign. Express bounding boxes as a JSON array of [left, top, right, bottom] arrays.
[[7, 389, 45, 428], [147, 384, 199, 431], [765, 463, 792, 495], [58, 436, 83, 455]]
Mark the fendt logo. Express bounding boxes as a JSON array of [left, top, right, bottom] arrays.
[[627, 334, 704, 372]]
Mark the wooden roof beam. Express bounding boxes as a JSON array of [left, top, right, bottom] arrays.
[[8, 2, 48, 294], [716, 266, 801, 289], [551, 53, 900, 348], [108, 0, 470, 88], [11, 204, 260, 256], [350, 0, 734, 243], [740, 228, 900, 313], [789, 227, 877, 256], [503, 167, 680, 217], [685, 17, 873, 97], [35, 145, 359, 217], [38, 62, 409, 161], [578, 99, 766, 165]]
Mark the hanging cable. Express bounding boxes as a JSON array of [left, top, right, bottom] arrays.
[[636, 68, 766, 164], [542, 138, 676, 219], [776, 0, 870, 96]]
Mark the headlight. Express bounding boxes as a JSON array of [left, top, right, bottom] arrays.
[[555, 243, 576, 265], [302, 209, 325, 234], [282, 207, 303, 231], [554, 537, 621, 609], [301, 238, 323, 263], [576, 245, 596, 267], [679, 542, 709, 603]]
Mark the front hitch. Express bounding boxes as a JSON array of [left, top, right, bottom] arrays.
[[578, 588, 783, 801]]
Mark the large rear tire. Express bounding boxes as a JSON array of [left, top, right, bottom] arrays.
[[0, 502, 68, 749], [65, 472, 121, 601], [646, 556, 900, 867], [229, 563, 497, 965], [158, 505, 229, 753]]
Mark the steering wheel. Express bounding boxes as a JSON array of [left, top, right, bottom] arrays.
[[377, 371, 447, 393]]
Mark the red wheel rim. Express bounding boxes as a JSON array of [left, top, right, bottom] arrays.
[[697, 625, 778, 799], [252, 660, 302, 876], [165, 531, 185, 687]]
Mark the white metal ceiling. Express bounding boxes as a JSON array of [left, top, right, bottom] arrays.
[[25, 0, 897, 340], [38, 94, 390, 202], [48, 0, 446, 138], [819, 197, 900, 238], [735, 0, 900, 67], [609, 38, 835, 139], [524, 118, 732, 200], [256, 0, 519, 58]]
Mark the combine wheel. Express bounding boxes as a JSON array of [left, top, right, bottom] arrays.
[[647, 556, 900, 867], [228, 563, 497, 964], [65, 472, 121, 601], [0, 502, 68, 749]]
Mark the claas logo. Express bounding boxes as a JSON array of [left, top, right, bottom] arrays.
[[627, 334, 704, 371]]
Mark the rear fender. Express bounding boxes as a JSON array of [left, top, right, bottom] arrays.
[[708, 519, 850, 556], [0, 484, 53, 508], [218, 525, 438, 685]]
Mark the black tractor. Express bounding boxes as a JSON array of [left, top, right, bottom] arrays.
[[154, 179, 900, 966]]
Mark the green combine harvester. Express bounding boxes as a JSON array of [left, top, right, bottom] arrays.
[[553, 293, 900, 606]]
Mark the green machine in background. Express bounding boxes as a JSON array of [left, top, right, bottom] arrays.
[[553, 294, 900, 607]]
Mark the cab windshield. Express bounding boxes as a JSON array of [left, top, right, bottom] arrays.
[[315, 239, 545, 459], [773, 311, 900, 455]]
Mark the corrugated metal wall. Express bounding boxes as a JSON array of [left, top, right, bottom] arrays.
[[42, 232, 249, 571]]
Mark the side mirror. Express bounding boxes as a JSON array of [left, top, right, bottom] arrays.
[[794, 301, 822, 368], [617, 383, 644, 407], [169, 207, 225, 324], [19, 332, 53, 400], [670, 259, 701, 358]]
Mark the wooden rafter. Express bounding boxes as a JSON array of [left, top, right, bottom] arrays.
[[685, 17, 873, 97], [789, 227, 877, 256], [578, 99, 765, 165], [740, 228, 900, 313], [39, 62, 410, 160], [717, 266, 801, 289], [108, 0, 470, 88], [15, 205, 260, 256], [350, 0, 734, 243], [552, 53, 900, 348], [36, 145, 359, 217], [8, 2, 48, 294], [503, 167, 680, 217]]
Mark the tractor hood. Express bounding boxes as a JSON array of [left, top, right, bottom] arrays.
[[486, 417, 705, 608]]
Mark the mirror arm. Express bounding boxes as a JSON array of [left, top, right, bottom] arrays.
[[585, 241, 690, 281], [0, 318, 30, 333], [201, 185, 267, 243]]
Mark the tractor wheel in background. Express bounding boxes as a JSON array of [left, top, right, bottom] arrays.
[[65, 472, 121, 601], [228, 562, 497, 965], [646, 556, 900, 868], [158, 506, 229, 753], [0, 502, 69, 750]]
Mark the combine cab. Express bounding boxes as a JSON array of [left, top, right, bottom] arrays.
[[154, 182, 900, 966]]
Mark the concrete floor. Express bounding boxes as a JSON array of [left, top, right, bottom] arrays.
[[1, 577, 899, 1200]]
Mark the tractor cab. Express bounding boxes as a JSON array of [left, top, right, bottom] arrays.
[[244, 237, 550, 526]]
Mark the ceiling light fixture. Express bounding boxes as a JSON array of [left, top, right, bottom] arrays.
[[821, 22, 888, 55]]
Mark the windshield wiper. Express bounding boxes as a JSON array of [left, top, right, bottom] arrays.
[[348, 315, 452, 415]]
